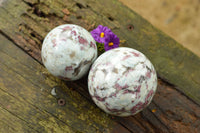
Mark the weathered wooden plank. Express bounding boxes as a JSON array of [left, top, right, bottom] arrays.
[[0, 106, 37, 133], [66, 75, 200, 132], [0, 34, 131, 132], [0, 0, 199, 104], [81, 0, 200, 104], [111, 79, 200, 133], [0, 0, 200, 132], [149, 80, 200, 133], [0, 89, 75, 133]]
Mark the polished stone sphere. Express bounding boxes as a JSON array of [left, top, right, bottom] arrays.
[[41, 24, 97, 81], [88, 47, 157, 116]]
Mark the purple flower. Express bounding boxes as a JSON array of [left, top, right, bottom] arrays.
[[91, 25, 111, 43], [104, 33, 120, 51]]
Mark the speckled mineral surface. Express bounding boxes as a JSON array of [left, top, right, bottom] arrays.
[[88, 47, 157, 116], [41, 24, 97, 81]]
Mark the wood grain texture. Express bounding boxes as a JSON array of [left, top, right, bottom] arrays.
[[69, 78, 200, 133], [0, 0, 200, 132], [0, 0, 199, 105], [0, 34, 124, 132], [119, 0, 200, 57]]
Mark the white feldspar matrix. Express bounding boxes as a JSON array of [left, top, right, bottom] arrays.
[[88, 47, 157, 116], [41, 24, 97, 81]]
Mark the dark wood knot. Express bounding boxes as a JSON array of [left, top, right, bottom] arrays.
[[127, 24, 134, 31], [58, 99, 66, 106]]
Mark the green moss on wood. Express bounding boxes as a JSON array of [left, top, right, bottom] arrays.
[[0, 34, 114, 132]]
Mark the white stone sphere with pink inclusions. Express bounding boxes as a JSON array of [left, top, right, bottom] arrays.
[[41, 24, 97, 81], [88, 47, 157, 116]]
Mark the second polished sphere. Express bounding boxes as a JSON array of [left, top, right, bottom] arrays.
[[88, 47, 157, 116]]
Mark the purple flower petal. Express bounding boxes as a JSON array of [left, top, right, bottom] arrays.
[[91, 25, 112, 43], [104, 33, 120, 51]]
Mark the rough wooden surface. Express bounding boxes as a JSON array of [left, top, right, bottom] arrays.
[[0, 0, 199, 105], [0, 34, 199, 133], [0, 34, 118, 132], [0, 0, 200, 132], [119, 0, 200, 57]]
